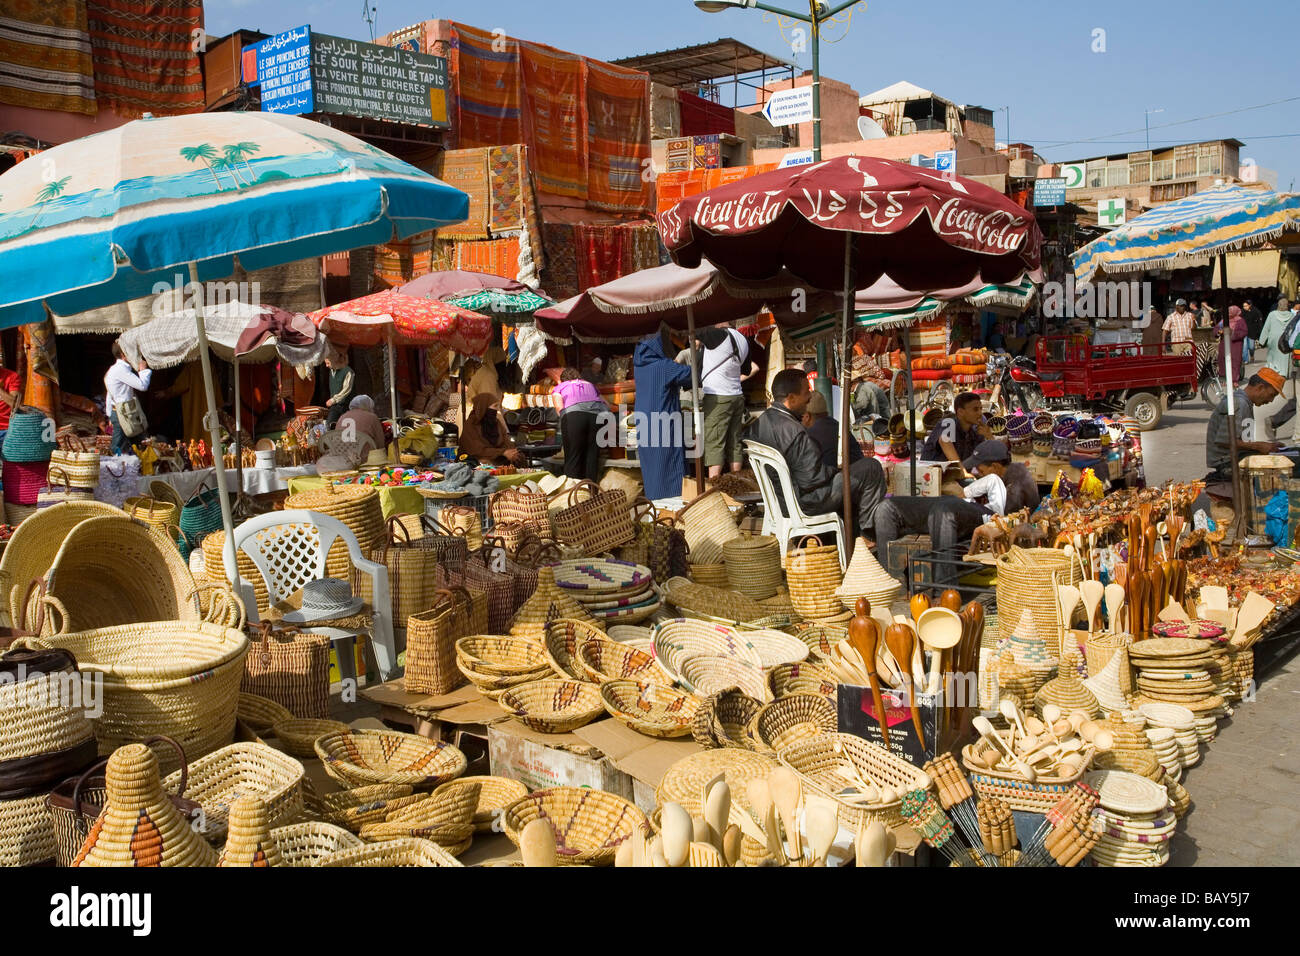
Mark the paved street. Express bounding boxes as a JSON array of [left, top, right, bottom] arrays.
[[1141, 395, 1214, 487]]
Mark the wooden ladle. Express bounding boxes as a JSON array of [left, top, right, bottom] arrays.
[[849, 597, 889, 749], [884, 621, 926, 753]]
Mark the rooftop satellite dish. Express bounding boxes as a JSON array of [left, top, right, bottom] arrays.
[[857, 115, 887, 140]]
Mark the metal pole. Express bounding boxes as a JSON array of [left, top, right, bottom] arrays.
[[188, 262, 240, 600], [840, 232, 855, 559], [387, 331, 399, 442], [810, 5, 821, 162], [1221, 254, 1243, 541], [233, 354, 244, 509], [903, 329, 917, 496], [686, 303, 705, 497]]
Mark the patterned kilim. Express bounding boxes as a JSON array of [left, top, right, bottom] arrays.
[[451, 22, 523, 149], [0, 0, 96, 114], [454, 237, 521, 281], [575, 223, 627, 291], [434, 148, 490, 239], [488, 143, 526, 233], [542, 222, 578, 301], [585, 60, 652, 215], [85, 0, 204, 117], [519, 41, 586, 199]]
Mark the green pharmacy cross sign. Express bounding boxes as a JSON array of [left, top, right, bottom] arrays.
[[1098, 198, 1126, 226]]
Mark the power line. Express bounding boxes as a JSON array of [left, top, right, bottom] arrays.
[[1027, 95, 1300, 150]]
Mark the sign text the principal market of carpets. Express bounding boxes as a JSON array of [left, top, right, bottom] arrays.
[[311, 33, 450, 128]]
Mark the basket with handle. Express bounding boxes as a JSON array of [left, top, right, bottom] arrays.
[[36, 467, 94, 507], [1, 407, 56, 463], [785, 535, 843, 619], [405, 587, 488, 695], [178, 476, 226, 552], [438, 544, 515, 633], [441, 505, 483, 552], [49, 434, 100, 488], [359, 515, 465, 635], [488, 485, 552, 538], [549, 480, 636, 553], [2, 459, 49, 506]]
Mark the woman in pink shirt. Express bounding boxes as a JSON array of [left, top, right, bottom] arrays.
[[554, 367, 612, 479]]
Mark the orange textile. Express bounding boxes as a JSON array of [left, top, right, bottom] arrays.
[[585, 60, 652, 215], [451, 23, 523, 149], [520, 42, 586, 199], [434, 149, 491, 239], [655, 163, 778, 215]]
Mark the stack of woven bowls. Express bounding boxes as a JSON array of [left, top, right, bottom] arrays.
[[1138, 701, 1199, 768], [1031, 413, 1054, 458], [1143, 726, 1184, 781], [834, 539, 902, 613], [1085, 769, 1174, 867], [551, 559, 661, 626], [1051, 418, 1077, 461], [1128, 633, 1228, 728], [0, 649, 99, 866], [2, 409, 56, 527], [283, 484, 385, 578], [722, 535, 783, 601], [1006, 413, 1032, 455]]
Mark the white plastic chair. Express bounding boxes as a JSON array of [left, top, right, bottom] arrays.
[[743, 440, 847, 571], [224, 509, 397, 684]]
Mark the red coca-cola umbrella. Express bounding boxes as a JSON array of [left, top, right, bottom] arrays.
[[657, 156, 1043, 556]]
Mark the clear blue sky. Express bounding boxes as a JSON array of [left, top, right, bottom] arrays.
[[208, 0, 1300, 189]]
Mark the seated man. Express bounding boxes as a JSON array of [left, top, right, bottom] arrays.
[[802, 390, 863, 471], [873, 440, 1039, 584], [1206, 369, 1285, 478], [746, 369, 887, 537], [919, 391, 990, 467]]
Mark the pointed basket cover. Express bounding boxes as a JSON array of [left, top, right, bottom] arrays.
[[835, 538, 902, 608], [509, 566, 601, 639], [1007, 609, 1057, 668], [1082, 647, 1130, 713], [218, 794, 284, 867], [1034, 667, 1100, 718], [73, 743, 218, 867]]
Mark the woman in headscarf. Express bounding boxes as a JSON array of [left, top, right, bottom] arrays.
[[334, 394, 387, 453], [1218, 305, 1249, 385], [459, 392, 525, 465], [634, 323, 694, 502]]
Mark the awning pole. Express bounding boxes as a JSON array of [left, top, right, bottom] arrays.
[[687, 302, 705, 497], [388, 330, 399, 453], [189, 262, 240, 603], [1221, 254, 1243, 541], [840, 232, 855, 561]]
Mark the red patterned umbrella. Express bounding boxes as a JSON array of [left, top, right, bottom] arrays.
[[310, 289, 494, 356], [657, 155, 1041, 291]]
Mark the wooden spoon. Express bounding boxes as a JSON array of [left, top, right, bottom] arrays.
[[807, 803, 839, 867], [909, 592, 931, 625], [722, 824, 743, 866], [520, 818, 558, 868], [1104, 583, 1126, 635], [855, 819, 895, 867], [938, 588, 963, 611], [1079, 579, 1105, 635], [768, 767, 803, 862], [1057, 584, 1081, 635], [973, 715, 1036, 782], [704, 780, 731, 856], [660, 802, 692, 867], [885, 622, 926, 752], [849, 597, 889, 749]]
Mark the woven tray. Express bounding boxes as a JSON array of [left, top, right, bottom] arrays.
[[777, 732, 932, 830], [599, 680, 701, 738], [652, 618, 761, 683], [314, 730, 467, 791], [551, 559, 652, 594], [498, 679, 604, 734], [501, 787, 647, 866]]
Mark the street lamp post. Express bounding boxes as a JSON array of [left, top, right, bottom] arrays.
[[694, 0, 863, 163]]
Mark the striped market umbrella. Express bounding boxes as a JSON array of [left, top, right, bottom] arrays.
[[0, 110, 469, 590], [1073, 181, 1300, 282]]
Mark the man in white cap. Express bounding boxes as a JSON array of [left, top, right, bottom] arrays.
[[1161, 299, 1195, 356]]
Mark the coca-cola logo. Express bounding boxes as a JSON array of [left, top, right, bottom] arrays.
[[688, 189, 785, 233], [933, 197, 1026, 253]]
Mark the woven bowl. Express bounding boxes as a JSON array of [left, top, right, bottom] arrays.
[[652, 618, 760, 683], [679, 654, 768, 701], [236, 692, 293, 735], [543, 618, 606, 681], [273, 718, 350, 759], [455, 635, 550, 676], [600, 680, 702, 738], [501, 786, 648, 866], [312, 785, 423, 832], [315, 730, 467, 791], [317, 836, 464, 867], [794, 623, 848, 660], [692, 686, 764, 749], [743, 628, 811, 669], [358, 779, 481, 848], [769, 661, 838, 699], [161, 742, 305, 843], [576, 636, 664, 685], [498, 679, 604, 734], [270, 821, 364, 867], [778, 732, 933, 830], [455, 775, 530, 832], [754, 694, 837, 751], [456, 657, 552, 696]]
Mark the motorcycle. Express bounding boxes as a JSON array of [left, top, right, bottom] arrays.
[[985, 353, 1044, 415]]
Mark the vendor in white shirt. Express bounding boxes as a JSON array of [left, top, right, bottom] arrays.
[[104, 341, 151, 455], [676, 326, 760, 479]]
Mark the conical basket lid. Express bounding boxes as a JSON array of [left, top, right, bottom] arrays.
[[510, 567, 601, 637], [218, 795, 284, 867], [74, 743, 218, 867], [836, 539, 902, 600], [1083, 649, 1129, 713], [1034, 673, 1100, 717]]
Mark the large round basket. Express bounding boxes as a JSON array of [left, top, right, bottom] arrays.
[[161, 742, 305, 843], [653, 747, 781, 866], [317, 836, 464, 867], [576, 637, 664, 684], [768, 660, 838, 699], [995, 547, 1081, 658], [42, 515, 202, 632], [678, 654, 768, 701], [543, 618, 606, 681], [15, 621, 248, 771], [236, 692, 293, 735], [662, 576, 769, 624], [777, 732, 933, 830], [754, 694, 837, 751], [501, 786, 647, 866], [692, 686, 763, 750], [675, 489, 741, 565], [283, 484, 385, 579], [652, 618, 761, 683], [314, 729, 467, 790], [786, 536, 844, 619], [722, 535, 783, 600], [0, 501, 124, 627], [455, 635, 550, 676], [599, 680, 701, 738], [456, 775, 529, 832]]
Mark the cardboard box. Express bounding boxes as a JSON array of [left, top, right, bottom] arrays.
[[361, 680, 509, 742], [885, 534, 932, 583], [488, 719, 635, 799], [572, 720, 703, 812], [890, 463, 944, 497]]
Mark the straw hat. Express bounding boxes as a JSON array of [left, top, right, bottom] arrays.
[[217, 795, 284, 867], [73, 743, 218, 867], [282, 578, 363, 623]]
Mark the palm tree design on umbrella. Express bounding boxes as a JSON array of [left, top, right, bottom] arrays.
[[180, 144, 232, 190], [30, 176, 71, 229], [224, 142, 261, 181]]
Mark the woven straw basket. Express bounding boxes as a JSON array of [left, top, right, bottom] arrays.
[[722, 535, 783, 600], [501, 786, 647, 866], [676, 489, 741, 565], [995, 548, 1082, 657], [777, 732, 932, 830], [786, 536, 844, 619], [283, 484, 385, 578]]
